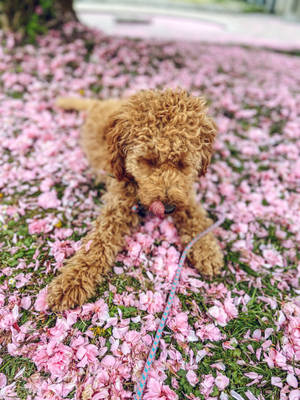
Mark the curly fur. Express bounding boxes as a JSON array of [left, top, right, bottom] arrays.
[[47, 89, 224, 311]]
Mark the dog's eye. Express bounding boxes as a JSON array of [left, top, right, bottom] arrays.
[[177, 160, 188, 170], [140, 157, 157, 168]]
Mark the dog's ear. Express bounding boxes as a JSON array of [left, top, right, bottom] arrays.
[[197, 116, 217, 177], [105, 111, 131, 182], [185, 94, 217, 177]]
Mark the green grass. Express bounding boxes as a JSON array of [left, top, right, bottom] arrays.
[[172, 0, 266, 12]]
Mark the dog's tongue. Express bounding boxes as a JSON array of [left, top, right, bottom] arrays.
[[149, 201, 165, 218]]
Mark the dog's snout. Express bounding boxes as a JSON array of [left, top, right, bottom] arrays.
[[164, 203, 176, 214]]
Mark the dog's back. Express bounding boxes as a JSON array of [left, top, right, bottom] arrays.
[[56, 97, 124, 180], [56, 97, 98, 111]]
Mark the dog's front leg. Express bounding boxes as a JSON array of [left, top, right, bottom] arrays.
[[47, 190, 138, 311], [173, 202, 224, 277]]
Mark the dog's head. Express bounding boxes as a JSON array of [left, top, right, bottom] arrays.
[[106, 89, 217, 212]]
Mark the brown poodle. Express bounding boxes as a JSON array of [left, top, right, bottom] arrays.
[[47, 89, 224, 311]]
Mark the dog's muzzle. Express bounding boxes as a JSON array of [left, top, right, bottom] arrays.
[[149, 201, 176, 217], [164, 203, 176, 214], [134, 201, 176, 217]]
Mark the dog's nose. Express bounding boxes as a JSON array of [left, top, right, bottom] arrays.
[[164, 203, 176, 214]]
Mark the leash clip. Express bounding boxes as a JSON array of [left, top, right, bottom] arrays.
[[132, 202, 147, 217]]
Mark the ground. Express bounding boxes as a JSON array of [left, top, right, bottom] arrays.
[[0, 22, 300, 400], [77, 0, 266, 13], [76, 2, 300, 50]]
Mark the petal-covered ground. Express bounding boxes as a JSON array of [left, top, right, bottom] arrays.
[[0, 23, 300, 400]]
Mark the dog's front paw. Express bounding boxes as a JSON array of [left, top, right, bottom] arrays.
[[47, 272, 91, 312], [189, 240, 224, 278]]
